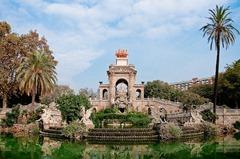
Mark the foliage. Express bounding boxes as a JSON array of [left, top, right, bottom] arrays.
[[200, 109, 217, 123], [0, 22, 22, 108], [26, 106, 44, 124], [189, 84, 213, 101], [102, 108, 117, 113], [234, 132, 240, 140], [79, 87, 97, 98], [16, 51, 57, 106], [40, 85, 74, 105], [201, 122, 217, 137], [145, 80, 174, 99], [4, 106, 20, 127], [188, 60, 240, 108], [161, 122, 182, 139], [0, 22, 55, 108], [56, 94, 90, 123], [144, 80, 207, 110], [63, 121, 86, 138], [233, 121, 240, 130], [180, 91, 208, 111], [218, 60, 240, 108], [91, 109, 151, 128], [200, 5, 239, 50], [29, 123, 40, 135]]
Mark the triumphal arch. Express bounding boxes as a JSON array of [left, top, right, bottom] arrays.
[[90, 49, 181, 114]]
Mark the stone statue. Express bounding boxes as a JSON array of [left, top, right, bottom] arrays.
[[40, 102, 62, 130], [80, 107, 94, 129], [114, 89, 129, 113]]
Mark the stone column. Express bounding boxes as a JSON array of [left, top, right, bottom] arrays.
[[109, 73, 115, 106]]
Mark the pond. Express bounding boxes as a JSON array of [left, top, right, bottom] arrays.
[[0, 134, 240, 159]]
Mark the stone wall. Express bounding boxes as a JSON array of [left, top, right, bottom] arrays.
[[216, 108, 240, 126], [90, 97, 182, 117]]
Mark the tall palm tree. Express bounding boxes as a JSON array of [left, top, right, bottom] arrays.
[[16, 51, 57, 106], [201, 5, 239, 118]]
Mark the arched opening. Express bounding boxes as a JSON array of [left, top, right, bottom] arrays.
[[115, 79, 128, 113], [136, 89, 141, 100], [102, 89, 108, 100], [92, 108, 97, 113], [148, 107, 152, 115], [119, 108, 125, 113], [115, 78, 128, 96]]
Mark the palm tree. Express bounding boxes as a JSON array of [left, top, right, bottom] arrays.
[[200, 5, 239, 118], [16, 51, 57, 106]]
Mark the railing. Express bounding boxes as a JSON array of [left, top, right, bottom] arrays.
[[216, 108, 240, 115], [167, 112, 191, 118], [144, 98, 181, 107]]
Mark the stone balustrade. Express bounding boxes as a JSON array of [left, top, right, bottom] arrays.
[[216, 108, 240, 126]]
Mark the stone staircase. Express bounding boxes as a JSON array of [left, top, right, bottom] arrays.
[[40, 128, 65, 138], [87, 128, 158, 142], [180, 126, 204, 139]]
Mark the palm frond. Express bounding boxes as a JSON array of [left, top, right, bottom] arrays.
[[200, 5, 239, 50], [16, 50, 57, 98]]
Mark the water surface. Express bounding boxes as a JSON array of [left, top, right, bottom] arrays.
[[0, 134, 240, 159]]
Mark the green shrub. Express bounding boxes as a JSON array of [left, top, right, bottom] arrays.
[[164, 123, 182, 139], [200, 109, 217, 122], [233, 121, 240, 130], [4, 106, 20, 127], [90, 109, 151, 128], [29, 123, 40, 135], [63, 121, 86, 138], [201, 122, 217, 137], [27, 106, 44, 124], [56, 94, 90, 123], [103, 108, 116, 113]]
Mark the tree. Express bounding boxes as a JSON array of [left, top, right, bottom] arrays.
[[219, 60, 240, 108], [144, 80, 175, 100], [0, 22, 55, 109], [144, 80, 207, 110], [180, 91, 207, 112], [79, 88, 96, 98], [0, 22, 22, 109], [16, 51, 57, 106], [200, 5, 239, 116], [56, 94, 91, 123], [189, 84, 213, 101], [40, 85, 74, 104], [20, 30, 54, 58]]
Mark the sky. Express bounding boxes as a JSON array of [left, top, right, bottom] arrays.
[[0, 0, 240, 91]]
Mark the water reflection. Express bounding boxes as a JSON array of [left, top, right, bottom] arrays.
[[0, 134, 240, 159]]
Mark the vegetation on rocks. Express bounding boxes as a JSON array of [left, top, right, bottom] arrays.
[[233, 121, 240, 130], [2, 106, 20, 127], [56, 94, 90, 123], [63, 121, 86, 139], [201, 122, 217, 137], [160, 123, 182, 139], [200, 109, 218, 123]]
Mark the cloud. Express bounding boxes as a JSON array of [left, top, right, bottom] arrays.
[[0, 0, 234, 89]]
